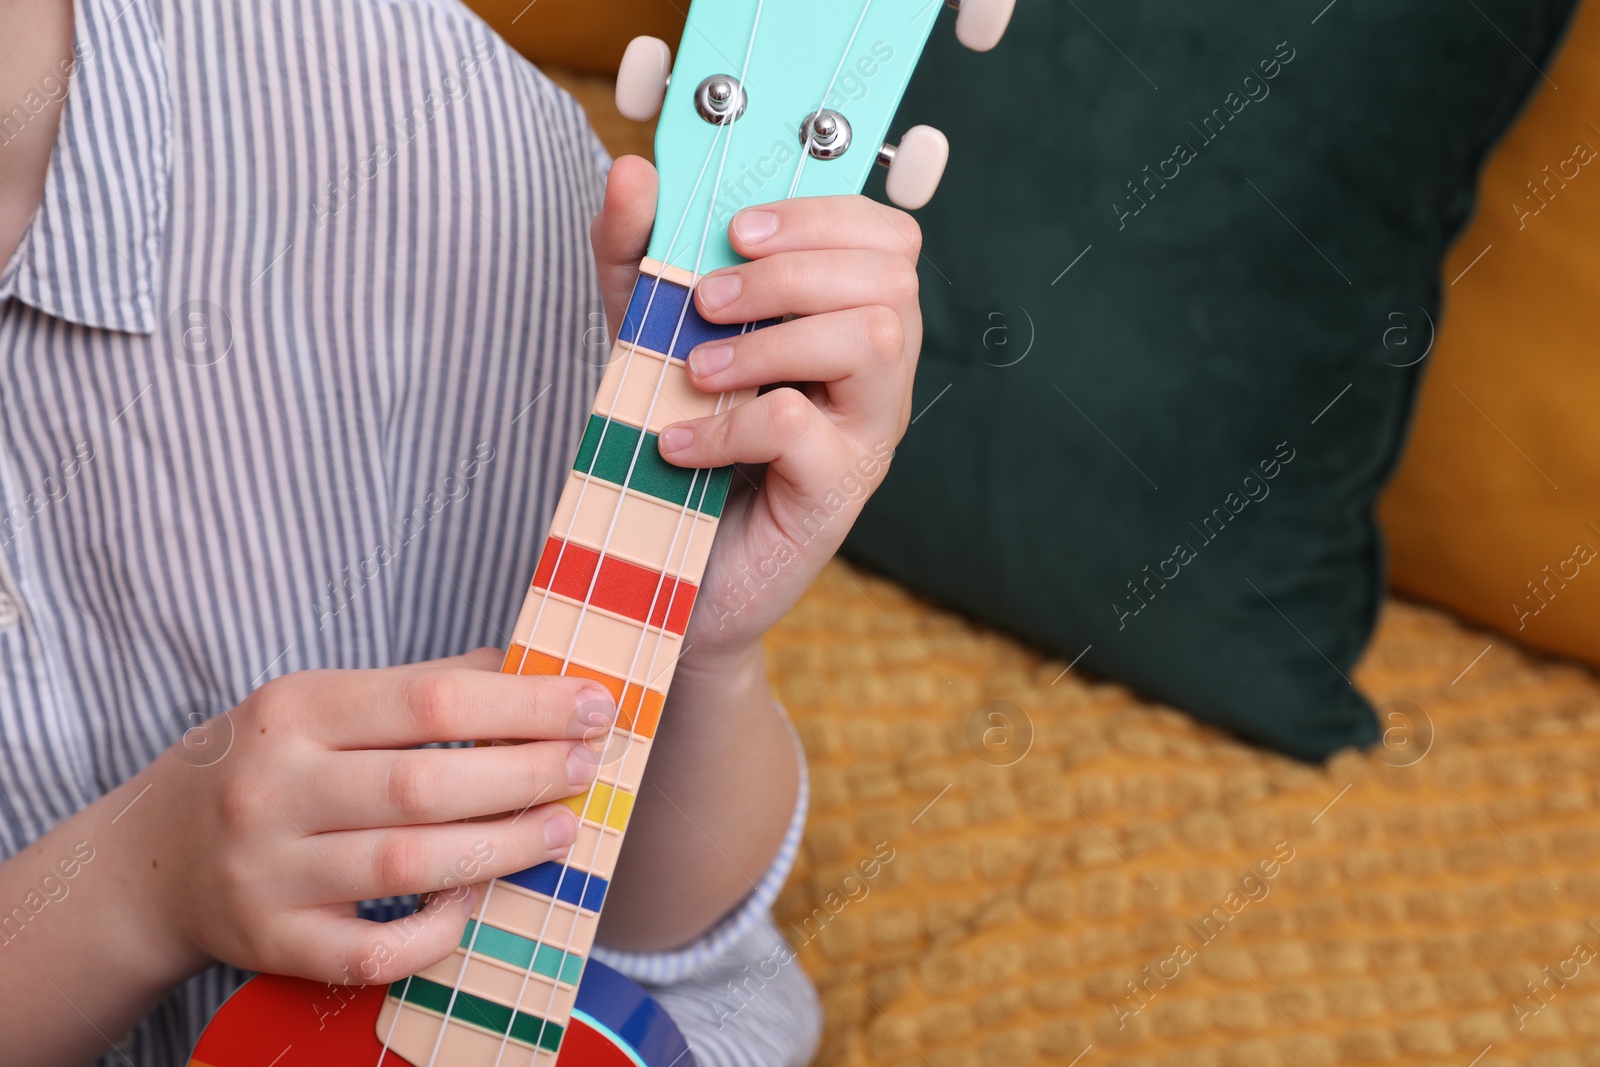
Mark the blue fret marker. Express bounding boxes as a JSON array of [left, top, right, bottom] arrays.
[[619, 272, 779, 359], [504, 860, 610, 913]]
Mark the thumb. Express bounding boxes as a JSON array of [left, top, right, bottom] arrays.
[[592, 155, 659, 337], [296, 886, 481, 986]]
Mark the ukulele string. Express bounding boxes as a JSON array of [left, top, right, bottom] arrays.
[[405, 7, 770, 1064], [504, 113, 729, 686], [502, 327, 758, 1067], [490, 391, 732, 1067], [385, 56, 737, 1067], [787, 0, 876, 199], [485, 3, 770, 1058], [510, 0, 887, 1043]]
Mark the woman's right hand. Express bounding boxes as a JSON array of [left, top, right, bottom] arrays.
[[128, 647, 616, 986]]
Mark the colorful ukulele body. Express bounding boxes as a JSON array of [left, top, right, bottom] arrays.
[[190, 961, 685, 1067], [192, 0, 1009, 1062]]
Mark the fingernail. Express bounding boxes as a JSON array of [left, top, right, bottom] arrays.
[[658, 426, 693, 453], [577, 686, 617, 727], [697, 273, 740, 312], [689, 343, 734, 378], [567, 742, 600, 787], [544, 808, 578, 849], [732, 209, 779, 245]]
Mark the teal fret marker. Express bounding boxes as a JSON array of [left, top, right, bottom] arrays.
[[387, 976, 563, 1053], [572, 415, 733, 518], [460, 919, 586, 986]]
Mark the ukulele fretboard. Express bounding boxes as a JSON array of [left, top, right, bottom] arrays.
[[375, 259, 765, 1064]]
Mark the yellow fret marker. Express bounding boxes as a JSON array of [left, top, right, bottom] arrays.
[[561, 781, 634, 833]]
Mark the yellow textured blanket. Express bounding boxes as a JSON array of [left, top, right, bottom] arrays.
[[766, 561, 1600, 1067]]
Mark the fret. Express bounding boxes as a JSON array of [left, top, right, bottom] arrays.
[[559, 819, 626, 880], [557, 781, 635, 834], [637, 256, 698, 288], [571, 415, 734, 518], [590, 730, 651, 795], [375, 998, 552, 1064], [478, 879, 602, 957], [457, 919, 586, 987], [385, 978, 563, 1054], [509, 592, 686, 691], [499, 863, 604, 915], [550, 471, 718, 585], [411, 949, 582, 1021], [618, 272, 749, 360], [502, 644, 665, 739], [594, 340, 757, 435], [504, 861, 610, 913], [532, 535, 697, 635]]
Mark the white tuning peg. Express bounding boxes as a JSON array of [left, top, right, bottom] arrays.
[[879, 126, 950, 210], [616, 37, 672, 121], [953, 0, 1016, 52]]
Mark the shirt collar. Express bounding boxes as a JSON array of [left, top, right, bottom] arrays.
[[1, 0, 171, 334]]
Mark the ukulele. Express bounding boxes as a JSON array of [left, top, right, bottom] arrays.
[[189, 0, 1011, 1063]]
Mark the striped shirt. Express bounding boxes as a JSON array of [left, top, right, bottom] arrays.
[[0, 0, 819, 1063]]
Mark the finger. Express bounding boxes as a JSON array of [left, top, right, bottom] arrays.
[[292, 737, 607, 832], [592, 156, 660, 334], [658, 388, 865, 500], [305, 805, 581, 904], [724, 196, 921, 262], [684, 305, 910, 422], [694, 249, 917, 325], [264, 665, 616, 749], [278, 888, 480, 985]]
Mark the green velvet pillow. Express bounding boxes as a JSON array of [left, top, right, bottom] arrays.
[[846, 0, 1577, 761]]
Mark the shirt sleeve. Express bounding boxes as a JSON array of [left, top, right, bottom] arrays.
[[590, 709, 809, 986]]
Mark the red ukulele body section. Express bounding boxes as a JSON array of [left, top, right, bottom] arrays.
[[191, 962, 692, 1067]]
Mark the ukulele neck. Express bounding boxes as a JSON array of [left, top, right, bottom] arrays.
[[375, 0, 950, 1054], [375, 258, 766, 1064]]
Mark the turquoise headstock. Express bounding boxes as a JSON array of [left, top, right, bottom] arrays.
[[615, 0, 1014, 274]]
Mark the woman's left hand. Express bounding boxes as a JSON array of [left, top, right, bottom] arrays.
[[591, 155, 923, 663]]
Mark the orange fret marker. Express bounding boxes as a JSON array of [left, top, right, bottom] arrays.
[[501, 644, 664, 739]]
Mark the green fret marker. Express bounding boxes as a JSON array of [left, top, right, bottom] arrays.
[[460, 919, 585, 986], [572, 415, 733, 518], [387, 976, 563, 1053]]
